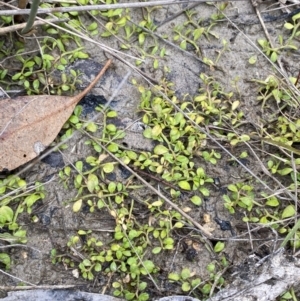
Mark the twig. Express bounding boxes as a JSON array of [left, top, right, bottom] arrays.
[[157, 2, 201, 27], [0, 17, 68, 35], [0, 269, 37, 287], [0, 244, 41, 253], [244, 212, 254, 252], [0, 285, 78, 290], [0, 0, 245, 16]]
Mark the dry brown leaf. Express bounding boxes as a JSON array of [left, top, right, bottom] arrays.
[[0, 59, 112, 171]]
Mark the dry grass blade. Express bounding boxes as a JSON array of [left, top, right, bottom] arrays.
[[0, 0, 244, 16], [0, 17, 67, 35], [0, 59, 112, 171]]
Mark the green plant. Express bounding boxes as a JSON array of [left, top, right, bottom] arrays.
[[284, 12, 300, 41], [223, 182, 260, 214], [0, 176, 45, 271], [257, 36, 297, 63], [168, 267, 202, 293]]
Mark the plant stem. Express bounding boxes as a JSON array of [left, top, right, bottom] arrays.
[[21, 0, 40, 34]]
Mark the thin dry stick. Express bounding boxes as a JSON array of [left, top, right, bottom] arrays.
[[244, 212, 254, 251], [157, 2, 201, 26], [262, 3, 300, 13], [0, 0, 245, 16], [0, 244, 41, 253], [0, 269, 37, 287], [0, 17, 67, 34], [0, 285, 78, 290], [0, 49, 39, 65], [101, 272, 113, 295], [0, 87, 9, 98]]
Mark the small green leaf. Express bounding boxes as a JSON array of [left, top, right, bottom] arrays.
[[284, 22, 294, 30], [75, 161, 83, 172], [270, 51, 278, 63], [33, 79, 40, 91], [227, 184, 238, 192], [178, 181, 191, 190], [152, 125, 162, 137], [46, 28, 58, 35], [42, 54, 54, 61], [181, 268, 191, 280], [193, 28, 204, 40], [106, 124, 116, 132], [87, 174, 98, 192], [76, 52, 89, 59], [199, 187, 210, 196], [231, 100, 240, 111], [292, 12, 300, 21], [139, 33, 145, 45], [25, 194, 41, 208], [107, 110, 117, 117], [94, 263, 102, 272], [107, 143, 119, 153], [214, 241, 225, 253], [174, 222, 184, 228], [207, 263, 215, 272], [103, 162, 114, 173], [0, 206, 13, 224], [180, 40, 187, 50], [248, 55, 257, 64], [87, 22, 98, 31], [240, 134, 250, 142], [282, 205, 295, 219], [125, 292, 135, 300], [152, 247, 162, 254], [69, 115, 79, 124], [191, 195, 202, 206], [73, 199, 82, 213], [12, 72, 22, 80], [278, 168, 293, 176], [266, 196, 279, 207], [141, 260, 155, 274], [154, 145, 168, 155], [182, 282, 191, 292], [86, 122, 97, 132], [108, 182, 116, 193], [0, 253, 11, 270], [168, 272, 180, 281]]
